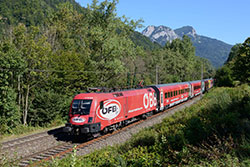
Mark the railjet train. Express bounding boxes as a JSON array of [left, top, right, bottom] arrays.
[[63, 79, 213, 135]]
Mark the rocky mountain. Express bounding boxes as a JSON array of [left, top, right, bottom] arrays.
[[142, 25, 179, 45], [142, 25, 233, 68]]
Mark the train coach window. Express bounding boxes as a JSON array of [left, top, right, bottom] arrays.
[[194, 86, 201, 90], [179, 90, 181, 95], [165, 93, 167, 98]]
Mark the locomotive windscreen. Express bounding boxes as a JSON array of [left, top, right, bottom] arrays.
[[72, 100, 92, 115]]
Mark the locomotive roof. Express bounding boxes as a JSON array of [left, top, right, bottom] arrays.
[[203, 78, 213, 81], [152, 81, 190, 88], [74, 87, 152, 97], [188, 80, 202, 83], [75, 79, 212, 97]]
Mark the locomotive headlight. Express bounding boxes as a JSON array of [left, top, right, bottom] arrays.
[[72, 117, 85, 123]]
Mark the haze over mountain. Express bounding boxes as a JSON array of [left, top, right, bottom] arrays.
[[142, 25, 233, 68]]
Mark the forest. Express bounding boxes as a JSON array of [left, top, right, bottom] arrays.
[[0, 0, 213, 135], [216, 38, 250, 87]]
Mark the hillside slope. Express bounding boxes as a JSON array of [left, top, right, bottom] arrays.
[[0, 0, 83, 26], [142, 25, 232, 68], [0, 0, 160, 51]]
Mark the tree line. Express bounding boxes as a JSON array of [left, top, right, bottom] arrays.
[[0, 0, 214, 134], [215, 37, 250, 87]]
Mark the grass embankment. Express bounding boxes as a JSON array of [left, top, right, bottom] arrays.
[[14, 85, 250, 166]]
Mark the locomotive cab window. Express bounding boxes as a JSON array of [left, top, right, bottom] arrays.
[[72, 100, 92, 115]]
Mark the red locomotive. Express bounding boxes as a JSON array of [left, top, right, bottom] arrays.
[[64, 79, 214, 135]]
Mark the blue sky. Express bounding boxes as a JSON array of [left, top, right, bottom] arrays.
[[75, 0, 249, 45]]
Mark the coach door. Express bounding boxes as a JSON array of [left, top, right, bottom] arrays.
[[160, 90, 164, 110], [189, 84, 192, 98], [201, 81, 205, 93]]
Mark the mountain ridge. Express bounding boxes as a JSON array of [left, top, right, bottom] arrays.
[[142, 25, 232, 68]]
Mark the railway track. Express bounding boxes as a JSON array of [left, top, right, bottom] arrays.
[[0, 128, 63, 150], [18, 142, 74, 167], [14, 95, 201, 167]]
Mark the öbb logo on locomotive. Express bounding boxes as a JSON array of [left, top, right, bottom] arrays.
[[143, 92, 157, 109], [97, 99, 121, 120], [72, 117, 86, 123]]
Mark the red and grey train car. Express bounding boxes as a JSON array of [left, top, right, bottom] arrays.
[[64, 87, 157, 134], [204, 78, 214, 92], [189, 80, 203, 98], [64, 79, 213, 135], [149, 82, 190, 110]]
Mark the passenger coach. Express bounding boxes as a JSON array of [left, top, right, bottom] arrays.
[[150, 82, 190, 110]]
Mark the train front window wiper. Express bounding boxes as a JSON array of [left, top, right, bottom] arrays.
[[72, 100, 92, 115]]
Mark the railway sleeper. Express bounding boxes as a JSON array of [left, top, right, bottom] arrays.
[[34, 155, 46, 160], [30, 157, 41, 162], [49, 150, 61, 154], [43, 152, 55, 156], [19, 160, 30, 165], [54, 148, 67, 152]]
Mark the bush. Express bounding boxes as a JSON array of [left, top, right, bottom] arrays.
[[120, 129, 157, 152], [28, 89, 71, 126]]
